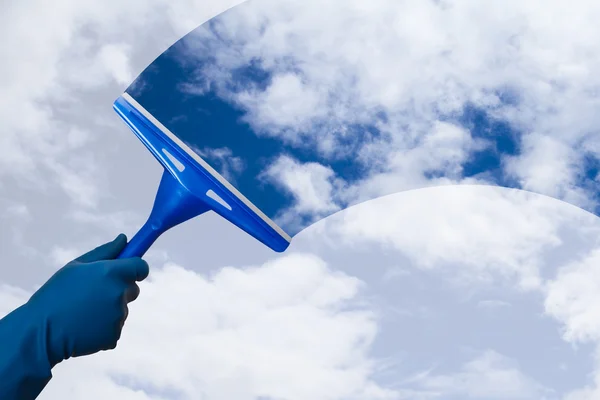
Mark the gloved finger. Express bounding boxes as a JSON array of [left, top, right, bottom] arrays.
[[106, 257, 150, 283], [75, 234, 128, 264], [124, 283, 141, 303]]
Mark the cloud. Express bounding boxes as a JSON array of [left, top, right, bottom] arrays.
[[236, 73, 328, 144], [97, 44, 135, 86], [543, 244, 600, 399], [194, 146, 246, 183], [347, 121, 478, 203], [0, 0, 247, 211], [67, 209, 143, 235], [176, 0, 600, 210], [544, 248, 600, 344], [46, 160, 101, 209], [416, 350, 553, 399], [38, 253, 395, 400], [315, 185, 577, 290], [0, 285, 30, 317], [49, 247, 80, 269], [292, 185, 600, 399], [0, 0, 249, 320], [3, 183, 600, 400], [504, 133, 591, 209], [250, 120, 477, 234], [259, 155, 347, 234], [5, 0, 600, 399], [262, 155, 343, 214]]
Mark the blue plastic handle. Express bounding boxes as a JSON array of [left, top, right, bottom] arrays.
[[118, 169, 210, 258]]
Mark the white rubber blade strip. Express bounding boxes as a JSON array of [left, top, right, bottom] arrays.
[[122, 92, 292, 243]]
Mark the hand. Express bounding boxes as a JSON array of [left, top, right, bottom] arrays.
[[25, 234, 149, 367]]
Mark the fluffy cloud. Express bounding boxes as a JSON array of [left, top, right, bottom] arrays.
[[0, 0, 245, 209], [194, 147, 246, 184], [348, 121, 478, 203], [0, 0, 251, 289], [416, 350, 552, 399], [261, 155, 344, 232], [293, 185, 600, 399], [545, 248, 600, 344], [314, 185, 578, 290], [38, 253, 394, 400], [4, 182, 600, 400], [177, 0, 600, 210], [504, 133, 591, 210], [5, 0, 600, 399], [236, 73, 328, 145]]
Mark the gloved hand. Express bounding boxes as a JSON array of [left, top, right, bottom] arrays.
[[28, 233, 150, 365], [0, 234, 149, 400]]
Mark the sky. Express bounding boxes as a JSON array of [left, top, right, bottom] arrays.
[[123, 0, 600, 238], [3, 0, 600, 399]]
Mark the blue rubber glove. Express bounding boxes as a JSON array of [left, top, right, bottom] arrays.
[[0, 234, 149, 400]]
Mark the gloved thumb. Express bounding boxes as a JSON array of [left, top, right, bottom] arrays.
[[74, 234, 128, 263]]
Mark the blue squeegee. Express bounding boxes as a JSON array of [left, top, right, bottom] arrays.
[[113, 93, 291, 257], [112, 3, 370, 258]]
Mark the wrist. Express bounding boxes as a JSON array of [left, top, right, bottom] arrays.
[[22, 300, 65, 369], [0, 303, 54, 381]]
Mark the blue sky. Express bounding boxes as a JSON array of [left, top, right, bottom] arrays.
[[128, 0, 600, 238], [5, 0, 600, 399]]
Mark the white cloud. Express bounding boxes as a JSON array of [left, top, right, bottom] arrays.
[[194, 147, 246, 184], [50, 246, 80, 269], [416, 350, 552, 399], [177, 0, 600, 209], [261, 155, 345, 232], [563, 368, 600, 400], [40, 253, 395, 400], [317, 185, 574, 290], [544, 248, 600, 344], [4, 0, 600, 242], [348, 121, 478, 203], [4, 183, 600, 400], [504, 133, 591, 209], [46, 160, 101, 209], [0, 0, 244, 208], [67, 209, 142, 235], [0, 285, 30, 317], [236, 73, 327, 143], [293, 185, 600, 399], [5, 0, 600, 398], [98, 44, 134, 86]]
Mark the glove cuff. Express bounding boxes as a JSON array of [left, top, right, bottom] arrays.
[[22, 301, 66, 368], [0, 304, 54, 396]]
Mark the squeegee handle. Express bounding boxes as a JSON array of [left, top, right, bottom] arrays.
[[117, 169, 210, 259], [117, 222, 162, 259]]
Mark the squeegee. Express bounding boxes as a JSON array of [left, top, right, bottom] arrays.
[[113, 3, 361, 257]]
